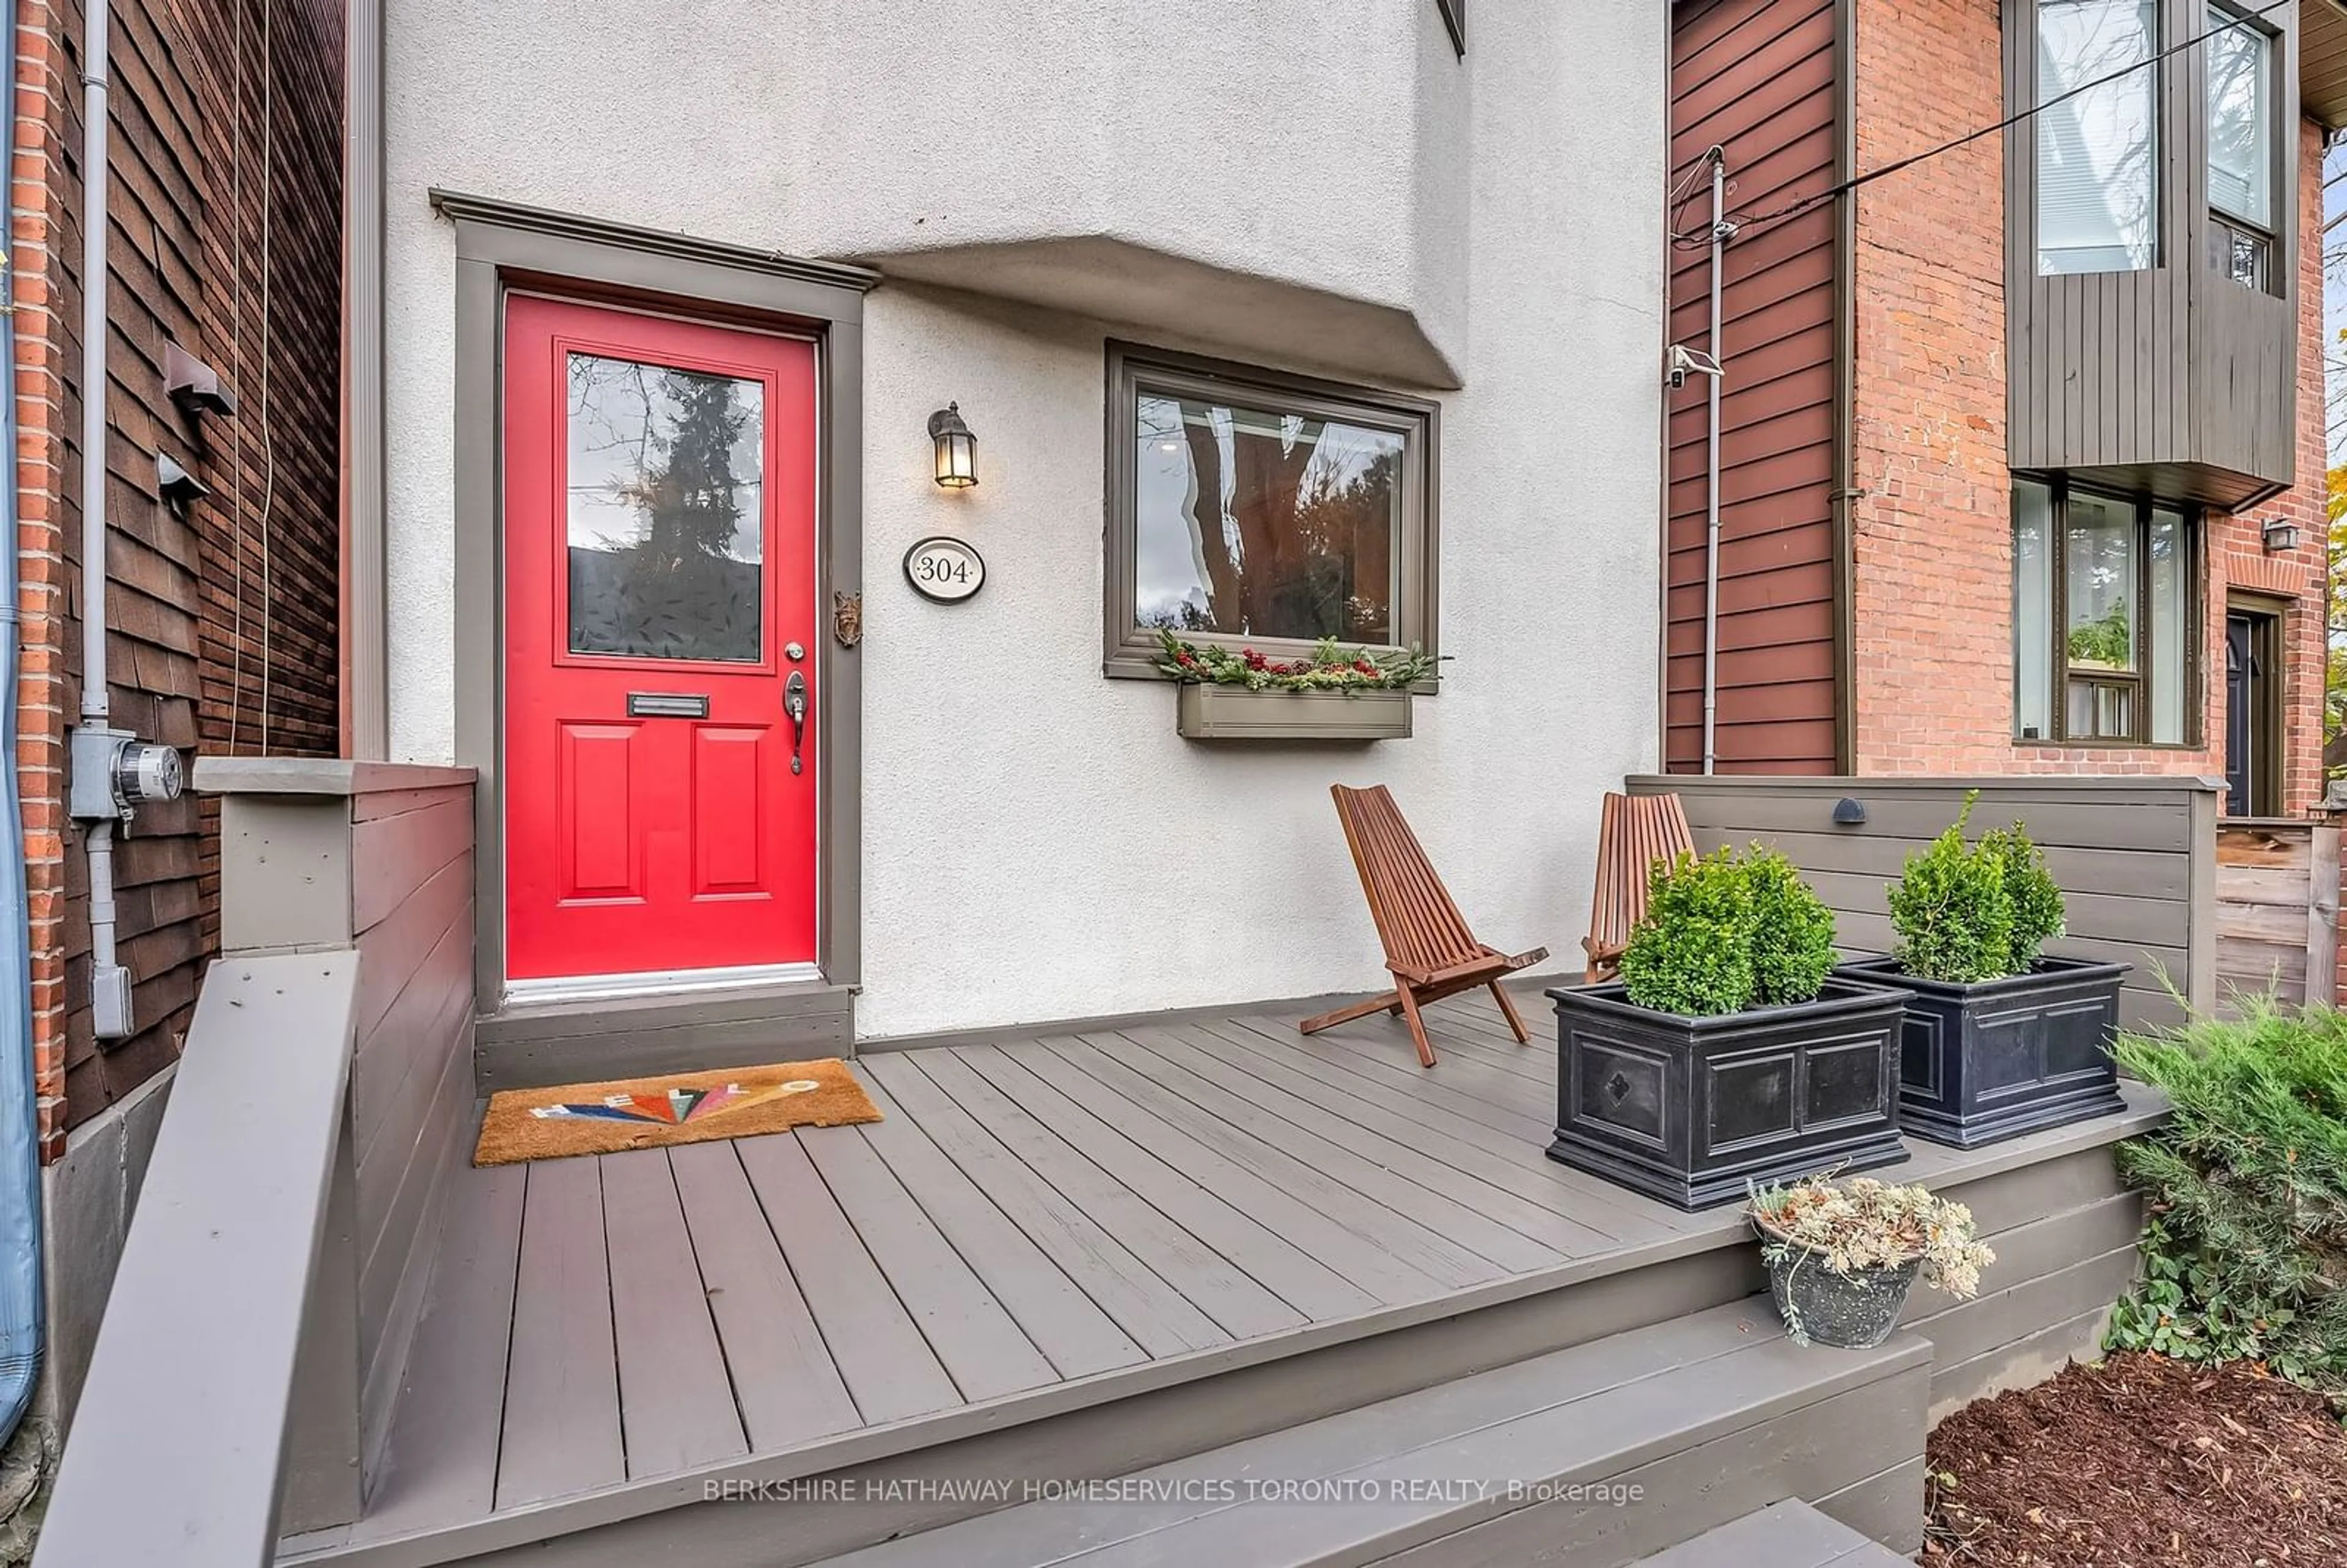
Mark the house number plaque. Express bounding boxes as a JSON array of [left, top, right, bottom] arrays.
[[903, 536, 985, 604]]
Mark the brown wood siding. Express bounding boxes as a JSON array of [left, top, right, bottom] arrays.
[[52, 0, 344, 1132], [1667, 0, 1842, 774], [2007, 0, 2299, 500]]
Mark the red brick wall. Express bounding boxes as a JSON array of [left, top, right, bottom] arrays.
[[1849, 0, 2328, 814], [11, 0, 343, 1154]]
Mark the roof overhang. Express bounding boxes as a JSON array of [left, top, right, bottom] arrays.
[[2305, 0, 2347, 130]]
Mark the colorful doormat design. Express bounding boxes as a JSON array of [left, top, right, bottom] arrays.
[[473, 1058, 881, 1166]]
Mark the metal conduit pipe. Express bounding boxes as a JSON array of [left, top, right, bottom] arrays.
[[1700, 147, 1727, 775], [75, 0, 122, 1031], [67, 0, 181, 1042]]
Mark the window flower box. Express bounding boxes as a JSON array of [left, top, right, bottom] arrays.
[[1174, 683, 1412, 742], [1156, 630, 1433, 743]]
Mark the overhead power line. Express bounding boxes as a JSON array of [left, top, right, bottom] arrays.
[[1671, 0, 2292, 249]]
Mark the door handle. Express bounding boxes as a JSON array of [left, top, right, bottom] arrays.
[[784, 672, 808, 775]]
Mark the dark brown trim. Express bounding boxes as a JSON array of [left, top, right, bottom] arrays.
[[2011, 474, 2205, 750], [1099, 340, 1441, 686], [1832, 0, 1860, 774], [2223, 590, 2290, 816], [439, 194, 870, 1005]]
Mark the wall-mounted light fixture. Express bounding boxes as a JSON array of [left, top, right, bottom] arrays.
[[1831, 796, 1868, 827], [2261, 519, 2301, 553], [928, 402, 978, 489]]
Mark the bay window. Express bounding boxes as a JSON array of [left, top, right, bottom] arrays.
[[2036, 0, 2160, 276], [2013, 479, 2197, 745]]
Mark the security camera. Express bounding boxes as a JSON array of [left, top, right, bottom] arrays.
[[1666, 344, 1725, 390]]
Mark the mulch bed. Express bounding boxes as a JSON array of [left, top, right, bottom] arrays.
[[1924, 1352, 2347, 1566]]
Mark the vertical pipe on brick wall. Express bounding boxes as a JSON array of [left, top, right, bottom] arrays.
[[0, 0, 49, 1443], [76, 0, 122, 1036], [1700, 148, 1726, 774]]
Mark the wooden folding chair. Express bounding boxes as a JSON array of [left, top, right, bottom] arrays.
[[1582, 791, 1697, 983], [1299, 784, 1550, 1069]]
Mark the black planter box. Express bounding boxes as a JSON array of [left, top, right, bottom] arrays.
[[1545, 980, 1909, 1212], [1833, 954, 2128, 1149]]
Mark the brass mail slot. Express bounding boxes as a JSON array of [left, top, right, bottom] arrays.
[[626, 692, 711, 719]]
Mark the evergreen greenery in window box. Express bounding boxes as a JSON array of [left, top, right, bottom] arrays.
[[1547, 846, 1909, 1211], [1156, 630, 1433, 741], [1835, 793, 2128, 1149]]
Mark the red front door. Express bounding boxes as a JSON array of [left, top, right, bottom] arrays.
[[502, 296, 820, 983]]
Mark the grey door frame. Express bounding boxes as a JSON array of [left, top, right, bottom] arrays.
[[433, 191, 878, 1008]]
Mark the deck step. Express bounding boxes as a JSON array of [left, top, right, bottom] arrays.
[[1631, 1499, 1916, 1567], [814, 1299, 1930, 1568]]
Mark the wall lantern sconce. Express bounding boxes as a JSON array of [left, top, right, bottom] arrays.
[[2261, 519, 2300, 553], [928, 403, 978, 489]]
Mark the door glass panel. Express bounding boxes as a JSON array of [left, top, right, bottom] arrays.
[[565, 353, 765, 662]]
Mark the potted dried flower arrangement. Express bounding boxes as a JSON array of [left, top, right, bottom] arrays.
[[1155, 629, 1438, 742], [1749, 1173, 1994, 1349], [1547, 846, 1909, 1211], [1836, 794, 2128, 1148]]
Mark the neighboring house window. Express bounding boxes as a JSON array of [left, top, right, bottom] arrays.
[[2013, 478, 2196, 745], [2206, 2, 2276, 290], [1103, 342, 1438, 681], [2036, 0, 2160, 276]]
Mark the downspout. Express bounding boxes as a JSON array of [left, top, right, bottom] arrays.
[[1701, 147, 1727, 775], [1829, 0, 1860, 774], [0, 0, 47, 1442]]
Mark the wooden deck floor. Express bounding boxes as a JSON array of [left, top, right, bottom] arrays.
[[310, 987, 2159, 1563]]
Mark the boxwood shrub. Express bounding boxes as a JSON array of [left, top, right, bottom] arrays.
[[1886, 793, 2066, 983], [1618, 844, 1836, 1017]]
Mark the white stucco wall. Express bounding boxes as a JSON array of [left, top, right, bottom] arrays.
[[381, 1, 1667, 1036]]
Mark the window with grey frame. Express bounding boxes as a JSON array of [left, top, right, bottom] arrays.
[[2205, 1, 2279, 291], [2013, 478, 2198, 745], [1103, 343, 1438, 681], [2035, 0, 2161, 276]]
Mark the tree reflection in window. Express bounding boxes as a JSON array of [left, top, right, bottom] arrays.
[[1132, 392, 1401, 645], [565, 352, 765, 663]]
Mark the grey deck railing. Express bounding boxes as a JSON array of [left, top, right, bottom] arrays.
[[36, 761, 477, 1567], [1627, 774, 2220, 1028]]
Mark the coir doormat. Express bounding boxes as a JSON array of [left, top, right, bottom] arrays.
[[473, 1058, 881, 1166]]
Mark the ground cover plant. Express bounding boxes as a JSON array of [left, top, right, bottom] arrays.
[[2105, 1002, 2347, 1391]]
